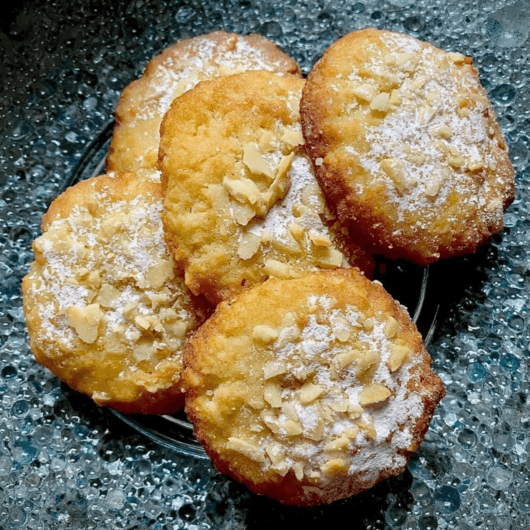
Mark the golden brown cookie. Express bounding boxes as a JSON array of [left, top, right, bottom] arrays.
[[107, 31, 302, 174], [22, 172, 210, 414], [183, 268, 445, 506], [160, 70, 375, 305], [301, 28, 515, 265]]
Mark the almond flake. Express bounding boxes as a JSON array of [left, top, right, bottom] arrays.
[[264, 383, 282, 408], [237, 232, 261, 260], [359, 383, 391, 406], [67, 304, 103, 344], [242, 143, 275, 179], [227, 437, 266, 462], [253, 325, 279, 344], [299, 383, 325, 404]]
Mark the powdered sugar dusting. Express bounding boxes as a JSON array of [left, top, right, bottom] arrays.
[[137, 34, 295, 122], [26, 182, 201, 387], [257, 294, 424, 483], [344, 32, 504, 227], [245, 153, 348, 265]]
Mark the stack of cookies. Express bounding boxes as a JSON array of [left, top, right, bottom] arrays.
[[23, 28, 514, 505]]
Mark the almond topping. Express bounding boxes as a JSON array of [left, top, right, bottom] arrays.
[[316, 248, 344, 268], [425, 176, 441, 197], [352, 83, 376, 102], [281, 128, 304, 148], [227, 437, 266, 463], [309, 231, 332, 247], [384, 316, 399, 339], [387, 344, 412, 372], [355, 350, 380, 382], [380, 158, 407, 193], [223, 177, 262, 206], [230, 200, 256, 226], [321, 458, 349, 476], [437, 125, 453, 139], [299, 383, 325, 404], [237, 232, 261, 260], [282, 419, 303, 437], [359, 383, 392, 406], [447, 51, 466, 64], [253, 325, 279, 344], [264, 383, 282, 408], [242, 143, 275, 179], [334, 349, 361, 370], [67, 304, 103, 344], [325, 435, 350, 452], [262, 360, 285, 380], [370, 92, 390, 112], [467, 159, 484, 172], [263, 259, 291, 278]]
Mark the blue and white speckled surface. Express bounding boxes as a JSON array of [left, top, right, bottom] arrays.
[[1, 1, 529, 528]]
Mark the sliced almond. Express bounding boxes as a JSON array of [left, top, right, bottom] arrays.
[[67, 303, 103, 344], [227, 437, 266, 463], [387, 344, 412, 372], [380, 158, 407, 193], [359, 383, 391, 406], [264, 383, 282, 408], [355, 349, 380, 384], [334, 349, 361, 370], [281, 419, 303, 437], [370, 92, 390, 112], [384, 316, 399, 339], [237, 232, 261, 260], [223, 177, 262, 206], [95, 283, 121, 308], [281, 128, 304, 148], [263, 259, 291, 279], [325, 435, 350, 452], [447, 51, 466, 64], [145, 258, 174, 289], [425, 175, 441, 197], [230, 200, 256, 226], [242, 142, 275, 179], [253, 325, 279, 344], [352, 83, 376, 102], [316, 248, 344, 268], [299, 383, 325, 404], [321, 458, 349, 476]]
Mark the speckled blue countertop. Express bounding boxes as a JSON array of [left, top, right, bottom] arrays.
[[1, 1, 529, 528]]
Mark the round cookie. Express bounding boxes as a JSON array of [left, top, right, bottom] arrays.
[[160, 70, 375, 305], [301, 28, 515, 265], [107, 31, 302, 174], [183, 268, 445, 506], [22, 172, 210, 414]]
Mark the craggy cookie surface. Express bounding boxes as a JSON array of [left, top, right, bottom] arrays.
[[301, 28, 515, 265], [160, 70, 374, 305], [107, 31, 302, 174], [22, 173, 209, 414], [183, 269, 445, 505]]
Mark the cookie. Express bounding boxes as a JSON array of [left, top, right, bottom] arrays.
[[183, 268, 445, 506], [107, 31, 302, 174], [160, 70, 375, 305], [22, 172, 210, 414], [301, 28, 515, 265]]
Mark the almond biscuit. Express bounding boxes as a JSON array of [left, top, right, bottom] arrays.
[[107, 31, 302, 174], [160, 70, 374, 305], [183, 268, 445, 505], [22, 172, 210, 414], [301, 28, 515, 264]]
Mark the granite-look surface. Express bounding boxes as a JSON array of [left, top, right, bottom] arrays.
[[1, 0, 529, 528]]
